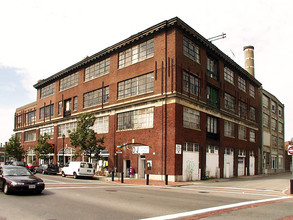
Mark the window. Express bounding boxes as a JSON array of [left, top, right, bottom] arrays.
[[117, 107, 154, 130], [271, 118, 277, 131], [183, 37, 200, 63], [238, 125, 247, 140], [263, 95, 269, 108], [206, 145, 218, 154], [40, 83, 55, 99], [40, 126, 54, 137], [207, 116, 217, 134], [58, 122, 77, 137], [85, 58, 110, 82], [183, 142, 199, 152], [60, 72, 79, 91], [224, 120, 235, 137], [73, 96, 78, 111], [39, 104, 54, 119], [16, 115, 22, 126], [278, 155, 283, 169], [83, 86, 109, 108], [278, 122, 284, 134], [24, 130, 36, 141], [224, 93, 235, 112], [250, 106, 256, 121], [238, 101, 247, 117], [272, 136, 277, 148], [249, 84, 255, 98], [238, 149, 246, 157], [271, 101, 276, 113], [279, 138, 284, 149], [249, 129, 256, 142], [278, 106, 283, 117], [224, 67, 234, 84], [263, 113, 269, 127], [183, 71, 200, 96], [92, 116, 109, 134], [118, 39, 154, 68], [207, 57, 218, 80], [25, 111, 36, 124], [118, 72, 154, 99], [58, 101, 62, 115], [224, 147, 234, 155], [183, 107, 200, 129], [272, 155, 277, 169], [238, 76, 246, 92], [207, 86, 219, 108]]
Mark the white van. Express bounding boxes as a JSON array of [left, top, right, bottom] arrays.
[[61, 161, 95, 179]]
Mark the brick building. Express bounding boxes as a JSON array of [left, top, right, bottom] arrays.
[[14, 17, 261, 181]]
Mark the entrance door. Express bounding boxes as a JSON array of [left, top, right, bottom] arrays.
[[249, 156, 255, 176], [238, 157, 245, 176], [224, 148, 234, 178], [138, 155, 145, 178], [182, 151, 199, 181]]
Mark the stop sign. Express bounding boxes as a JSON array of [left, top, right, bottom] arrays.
[[288, 145, 293, 155]]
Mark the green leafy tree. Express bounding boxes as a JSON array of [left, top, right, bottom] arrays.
[[34, 134, 53, 163], [4, 135, 24, 161], [69, 112, 105, 161]]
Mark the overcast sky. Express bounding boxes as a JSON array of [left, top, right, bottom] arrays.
[[0, 0, 292, 144]]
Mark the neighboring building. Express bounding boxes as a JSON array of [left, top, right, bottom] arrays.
[[14, 17, 262, 181], [259, 89, 285, 174]]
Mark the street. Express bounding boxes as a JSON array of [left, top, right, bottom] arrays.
[[0, 173, 292, 220]]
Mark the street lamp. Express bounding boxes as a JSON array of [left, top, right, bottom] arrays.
[[62, 134, 65, 167]]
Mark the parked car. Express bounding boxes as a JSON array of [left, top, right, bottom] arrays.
[[61, 161, 95, 179], [35, 164, 59, 175], [0, 165, 45, 194], [12, 161, 27, 167], [27, 163, 38, 172]]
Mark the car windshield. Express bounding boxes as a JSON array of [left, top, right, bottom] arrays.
[[4, 167, 32, 176]]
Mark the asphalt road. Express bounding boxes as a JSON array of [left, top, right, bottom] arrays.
[[0, 173, 292, 220]]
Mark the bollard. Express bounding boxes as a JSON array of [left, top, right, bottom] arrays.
[[291, 179, 293, 194], [121, 172, 124, 183], [165, 174, 168, 185], [146, 174, 149, 185], [112, 171, 114, 181]]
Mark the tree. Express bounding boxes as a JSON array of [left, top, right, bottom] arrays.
[[34, 134, 53, 163], [4, 135, 24, 161], [69, 112, 105, 161]]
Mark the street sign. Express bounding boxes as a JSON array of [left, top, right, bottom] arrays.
[[116, 146, 123, 154], [132, 146, 149, 154], [288, 145, 293, 155]]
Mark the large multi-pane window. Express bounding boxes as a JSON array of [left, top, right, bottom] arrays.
[[249, 129, 256, 142], [278, 155, 283, 169], [207, 57, 218, 80], [207, 86, 219, 108], [238, 125, 247, 140], [224, 93, 235, 112], [278, 122, 284, 134], [224, 67, 234, 84], [58, 122, 77, 137], [263, 113, 269, 127], [60, 72, 79, 91], [24, 130, 36, 141], [183, 37, 200, 63], [207, 145, 218, 154], [73, 96, 78, 111], [238, 101, 247, 117], [207, 116, 217, 134], [118, 39, 154, 68], [183, 107, 200, 129], [118, 72, 154, 99], [40, 126, 54, 137], [25, 111, 36, 124], [224, 120, 235, 137], [92, 116, 109, 134], [278, 106, 283, 117], [271, 118, 277, 131], [85, 58, 110, 82], [249, 84, 255, 98], [83, 86, 109, 108], [271, 101, 276, 113], [117, 107, 153, 130], [250, 106, 256, 121], [238, 76, 246, 92], [40, 83, 55, 99], [39, 104, 54, 119], [225, 147, 234, 155], [263, 95, 269, 108], [183, 142, 199, 152], [183, 71, 200, 96]]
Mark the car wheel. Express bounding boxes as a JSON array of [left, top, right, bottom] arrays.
[[35, 190, 43, 194], [62, 171, 66, 177], [42, 170, 46, 175], [73, 172, 78, 179], [3, 183, 10, 195]]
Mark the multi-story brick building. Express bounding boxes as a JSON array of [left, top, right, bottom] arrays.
[[14, 17, 261, 181], [259, 89, 285, 174]]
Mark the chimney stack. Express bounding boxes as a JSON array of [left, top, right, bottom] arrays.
[[243, 45, 255, 76]]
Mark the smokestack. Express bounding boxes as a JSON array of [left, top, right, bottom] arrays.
[[243, 45, 255, 76]]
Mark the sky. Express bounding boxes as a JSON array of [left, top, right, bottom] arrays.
[[0, 0, 292, 144]]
